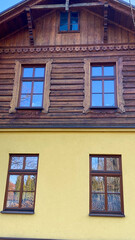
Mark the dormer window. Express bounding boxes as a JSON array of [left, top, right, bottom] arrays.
[[59, 11, 79, 32]]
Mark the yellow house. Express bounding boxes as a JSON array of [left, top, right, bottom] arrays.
[[0, 0, 135, 240]]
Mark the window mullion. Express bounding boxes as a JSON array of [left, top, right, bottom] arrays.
[[30, 80, 34, 107], [19, 174, 24, 209], [68, 12, 70, 31]]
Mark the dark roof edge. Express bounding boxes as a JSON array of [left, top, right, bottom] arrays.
[[0, 0, 30, 15]]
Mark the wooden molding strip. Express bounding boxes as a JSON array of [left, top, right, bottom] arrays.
[[104, 2, 108, 43]]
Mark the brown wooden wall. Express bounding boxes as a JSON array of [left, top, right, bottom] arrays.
[[0, 9, 135, 47], [1, 48, 135, 127]]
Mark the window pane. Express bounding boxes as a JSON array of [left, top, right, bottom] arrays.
[[25, 156, 38, 169], [92, 176, 105, 192], [92, 81, 102, 93], [10, 156, 24, 169], [32, 95, 43, 107], [6, 192, 20, 208], [104, 80, 114, 93], [21, 192, 34, 208], [92, 94, 102, 106], [107, 177, 120, 193], [104, 94, 115, 106], [20, 95, 31, 107], [23, 68, 33, 77], [9, 175, 21, 191], [33, 82, 44, 94], [23, 175, 36, 191], [35, 68, 45, 77], [92, 193, 105, 211], [21, 81, 32, 94], [106, 157, 120, 171], [70, 12, 78, 31], [91, 157, 104, 170], [107, 194, 121, 211], [60, 12, 68, 31], [92, 67, 102, 76], [104, 66, 114, 76]]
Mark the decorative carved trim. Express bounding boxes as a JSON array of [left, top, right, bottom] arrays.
[[83, 56, 125, 113], [26, 7, 34, 46], [9, 59, 53, 114], [1, 44, 135, 54], [42, 59, 53, 113], [104, 2, 108, 43]]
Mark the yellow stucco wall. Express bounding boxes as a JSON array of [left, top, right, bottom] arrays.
[[0, 129, 135, 240]]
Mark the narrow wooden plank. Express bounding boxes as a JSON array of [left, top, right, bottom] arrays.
[[0, 85, 13, 90], [50, 85, 84, 90], [52, 68, 84, 73], [0, 96, 11, 102], [123, 72, 135, 77], [50, 96, 83, 101], [51, 73, 84, 79], [0, 69, 15, 74], [50, 90, 84, 96], [50, 102, 83, 107], [52, 63, 84, 68], [51, 80, 84, 85]]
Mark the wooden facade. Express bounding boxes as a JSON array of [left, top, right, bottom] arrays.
[[0, 0, 135, 128]]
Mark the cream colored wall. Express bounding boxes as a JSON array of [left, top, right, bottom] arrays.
[[0, 129, 135, 240]]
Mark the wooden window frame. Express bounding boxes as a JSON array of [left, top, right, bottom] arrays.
[[89, 155, 124, 217], [91, 64, 117, 108], [18, 66, 45, 108], [59, 11, 80, 33], [3, 154, 39, 214], [9, 59, 52, 113], [83, 57, 125, 113]]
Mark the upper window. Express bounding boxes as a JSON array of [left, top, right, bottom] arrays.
[[91, 64, 116, 108], [19, 66, 45, 108], [60, 11, 79, 32], [3, 155, 38, 213], [89, 155, 124, 216]]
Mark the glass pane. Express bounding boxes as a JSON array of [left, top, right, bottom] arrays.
[[104, 66, 114, 76], [23, 68, 33, 77], [20, 95, 31, 107], [92, 176, 105, 192], [9, 175, 21, 191], [32, 95, 43, 107], [70, 12, 78, 31], [104, 94, 115, 106], [23, 175, 36, 191], [21, 192, 34, 208], [60, 12, 68, 31], [92, 94, 102, 107], [92, 81, 102, 93], [21, 81, 32, 94], [104, 81, 114, 93], [91, 157, 104, 170], [106, 157, 120, 171], [35, 68, 45, 77], [107, 194, 121, 211], [92, 193, 105, 211], [6, 192, 20, 208], [10, 156, 24, 169], [25, 156, 38, 169], [107, 177, 120, 193], [92, 66, 102, 77], [33, 82, 44, 94]]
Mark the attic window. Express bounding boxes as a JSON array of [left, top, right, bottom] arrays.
[[59, 11, 79, 32]]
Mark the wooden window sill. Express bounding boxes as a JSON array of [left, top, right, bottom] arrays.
[[16, 107, 43, 110], [89, 213, 125, 217], [58, 30, 80, 34], [1, 210, 34, 214]]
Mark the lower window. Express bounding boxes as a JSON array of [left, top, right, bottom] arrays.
[[89, 155, 124, 216], [3, 154, 38, 213]]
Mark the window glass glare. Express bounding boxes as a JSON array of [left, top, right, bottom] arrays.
[[106, 157, 120, 171], [60, 12, 68, 31], [25, 156, 38, 169], [70, 12, 78, 31], [92, 81, 102, 93], [9, 175, 21, 191], [35, 68, 45, 77], [107, 194, 121, 211], [107, 177, 120, 193], [92, 157, 104, 170], [104, 94, 115, 106], [92, 176, 105, 192], [11, 156, 24, 169], [23, 175, 36, 191], [32, 95, 43, 107], [92, 66, 102, 76], [104, 80, 114, 93], [20, 95, 31, 107], [6, 192, 20, 208], [21, 192, 34, 208], [33, 82, 44, 94], [21, 82, 32, 94], [23, 68, 33, 77], [104, 66, 114, 76], [92, 94, 102, 106]]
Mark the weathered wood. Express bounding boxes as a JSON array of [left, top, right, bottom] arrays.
[[26, 7, 34, 45], [104, 2, 108, 43]]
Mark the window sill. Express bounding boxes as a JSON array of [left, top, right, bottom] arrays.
[[58, 30, 80, 34], [1, 210, 34, 214], [90, 107, 118, 109], [89, 213, 125, 217], [16, 107, 43, 110]]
